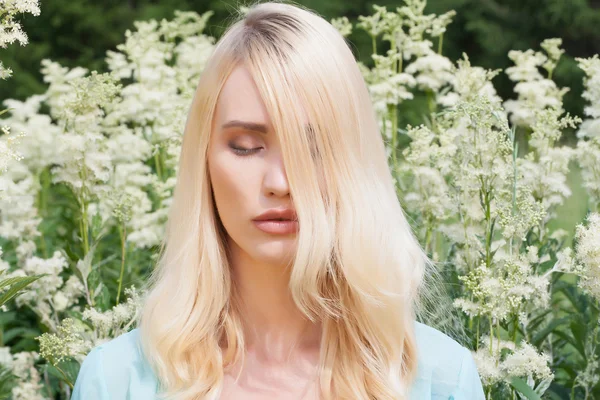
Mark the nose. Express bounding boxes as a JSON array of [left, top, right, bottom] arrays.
[[263, 150, 290, 198]]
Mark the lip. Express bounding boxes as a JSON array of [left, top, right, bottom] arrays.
[[253, 219, 299, 234], [253, 208, 298, 235], [253, 208, 298, 222]]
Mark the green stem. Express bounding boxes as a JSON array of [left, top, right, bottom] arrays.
[[78, 164, 90, 257], [496, 318, 500, 355], [388, 104, 398, 167], [427, 91, 437, 131], [476, 316, 480, 351], [510, 130, 518, 257], [36, 169, 49, 258], [489, 317, 494, 356], [438, 33, 444, 55], [116, 222, 127, 305], [424, 223, 433, 255], [81, 200, 89, 256], [154, 149, 163, 181], [371, 35, 377, 56], [390, 37, 397, 73], [483, 187, 493, 269], [54, 364, 73, 389], [512, 304, 520, 342]]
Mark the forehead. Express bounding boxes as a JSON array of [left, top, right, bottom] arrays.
[[215, 65, 271, 127], [215, 64, 311, 130]]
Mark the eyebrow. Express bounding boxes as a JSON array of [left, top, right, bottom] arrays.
[[221, 120, 269, 134], [221, 120, 314, 135]]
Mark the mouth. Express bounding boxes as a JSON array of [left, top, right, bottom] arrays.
[[252, 219, 299, 234]]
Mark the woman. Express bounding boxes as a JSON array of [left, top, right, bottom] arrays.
[[72, 1, 485, 399]]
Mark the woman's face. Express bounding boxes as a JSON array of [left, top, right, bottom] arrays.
[[208, 64, 303, 266]]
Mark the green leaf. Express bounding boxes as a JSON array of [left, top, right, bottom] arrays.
[[569, 319, 588, 358], [527, 308, 554, 332], [0, 275, 46, 307], [552, 330, 585, 358], [509, 377, 541, 400], [45, 360, 77, 388], [536, 378, 553, 396], [530, 317, 570, 347], [97, 284, 111, 310], [1, 326, 41, 344], [0, 363, 16, 399]]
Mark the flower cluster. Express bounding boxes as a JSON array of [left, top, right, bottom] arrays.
[[573, 213, 600, 302], [37, 286, 143, 365], [575, 55, 600, 210], [6, 250, 84, 330], [504, 39, 569, 127], [0, 1, 599, 398], [0, 348, 45, 400], [0, 9, 215, 397], [472, 337, 553, 387], [0, 0, 41, 79]]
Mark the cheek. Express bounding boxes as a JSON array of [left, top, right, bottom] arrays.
[[208, 152, 259, 224]]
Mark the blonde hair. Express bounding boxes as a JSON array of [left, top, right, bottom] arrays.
[[137, 1, 437, 398]]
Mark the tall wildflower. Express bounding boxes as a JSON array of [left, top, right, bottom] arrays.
[[356, 2, 456, 164], [472, 337, 553, 388], [0, 348, 46, 400], [572, 213, 600, 302], [0, 0, 40, 79], [396, 42, 575, 396], [37, 286, 143, 364], [0, 3, 49, 398], [0, 2, 599, 399], [0, 10, 217, 397], [504, 39, 569, 127], [575, 55, 600, 210]]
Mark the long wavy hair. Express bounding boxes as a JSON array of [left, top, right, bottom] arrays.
[[137, 1, 439, 398]]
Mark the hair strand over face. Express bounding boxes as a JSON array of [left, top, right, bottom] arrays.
[[137, 2, 436, 399]]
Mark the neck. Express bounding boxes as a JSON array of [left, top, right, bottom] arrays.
[[227, 240, 322, 363]]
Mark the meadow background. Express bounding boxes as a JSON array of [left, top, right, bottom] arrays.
[[0, 0, 600, 399]]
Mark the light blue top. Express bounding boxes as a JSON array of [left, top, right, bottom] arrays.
[[71, 321, 486, 399]]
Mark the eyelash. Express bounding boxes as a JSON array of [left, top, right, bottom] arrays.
[[230, 145, 262, 156]]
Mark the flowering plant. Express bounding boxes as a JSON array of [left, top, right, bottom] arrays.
[[0, 1, 599, 399]]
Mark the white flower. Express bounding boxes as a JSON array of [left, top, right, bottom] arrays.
[[506, 49, 546, 82], [504, 41, 570, 128], [0, 346, 13, 366], [405, 53, 454, 92], [6, 350, 46, 400], [574, 213, 600, 301], [472, 347, 503, 386], [577, 55, 600, 122], [331, 16, 352, 37], [473, 338, 553, 386], [0, 0, 41, 51], [502, 342, 554, 382]]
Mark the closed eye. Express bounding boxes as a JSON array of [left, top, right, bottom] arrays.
[[229, 145, 262, 156]]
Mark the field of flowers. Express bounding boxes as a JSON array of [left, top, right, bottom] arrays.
[[0, 0, 599, 399]]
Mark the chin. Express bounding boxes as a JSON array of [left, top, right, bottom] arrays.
[[251, 241, 297, 264]]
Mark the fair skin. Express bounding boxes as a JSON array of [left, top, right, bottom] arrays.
[[207, 64, 322, 400]]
